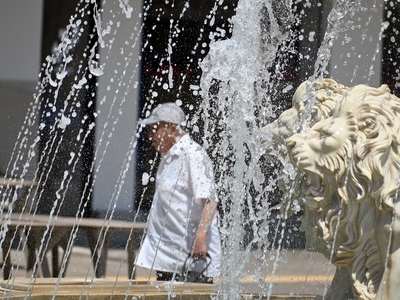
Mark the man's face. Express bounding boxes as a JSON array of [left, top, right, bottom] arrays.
[[148, 122, 178, 154]]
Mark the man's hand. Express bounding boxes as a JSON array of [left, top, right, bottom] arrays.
[[191, 234, 207, 260], [191, 198, 217, 260]]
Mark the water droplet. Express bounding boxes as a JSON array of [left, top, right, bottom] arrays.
[[142, 172, 150, 185], [58, 115, 71, 129]]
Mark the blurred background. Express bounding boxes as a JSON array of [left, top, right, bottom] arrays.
[[0, 0, 399, 249]]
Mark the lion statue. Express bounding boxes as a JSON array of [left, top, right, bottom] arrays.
[[260, 78, 349, 253], [260, 78, 355, 298], [285, 82, 400, 300]]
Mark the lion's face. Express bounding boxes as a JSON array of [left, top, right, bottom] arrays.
[[286, 115, 351, 170], [260, 78, 347, 157], [285, 111, 357, 209]]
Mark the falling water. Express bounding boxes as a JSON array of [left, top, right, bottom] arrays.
[[0, 0, 399, 299], [198, 1, 296, 298], [198, 0, 393, 299]]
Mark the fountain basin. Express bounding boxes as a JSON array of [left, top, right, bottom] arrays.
[[0, 278, 318, 299]]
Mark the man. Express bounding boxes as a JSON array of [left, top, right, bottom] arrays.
[[135, 102, 221, 283]]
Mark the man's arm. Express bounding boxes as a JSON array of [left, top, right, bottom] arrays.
[[191, 198, 218, 260]]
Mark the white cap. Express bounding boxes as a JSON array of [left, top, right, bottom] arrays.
[[139, 103, 185, 126]]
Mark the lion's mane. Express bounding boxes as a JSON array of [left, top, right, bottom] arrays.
[[261, 79, 400, 299], [305, 83, 400, 300]]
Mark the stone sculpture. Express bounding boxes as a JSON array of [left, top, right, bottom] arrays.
[[261, 78, 348, 252], [260, 78, 347, 158], [261, 79, 347, 252], [262, 79, 400, 300]]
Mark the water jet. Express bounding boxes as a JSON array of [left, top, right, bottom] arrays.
[[0, 0, 399, 300]]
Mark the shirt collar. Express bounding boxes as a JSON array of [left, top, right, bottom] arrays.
[[168, 134, 188, 157]]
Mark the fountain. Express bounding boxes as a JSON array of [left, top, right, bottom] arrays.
[[0, 0, 399, 299]]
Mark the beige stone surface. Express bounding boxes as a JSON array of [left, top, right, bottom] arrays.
[[263, 78, 400, 300], [1, 247, 333, 299]]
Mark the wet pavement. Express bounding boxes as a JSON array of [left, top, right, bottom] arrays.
[[6, 246, 334, 297]]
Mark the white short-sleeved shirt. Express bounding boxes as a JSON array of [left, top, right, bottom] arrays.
[[135, 134, 221, 277]]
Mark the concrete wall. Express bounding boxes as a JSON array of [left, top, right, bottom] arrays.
[[0, 1, 142, 217], [93, 0, 143, 215], [0, 0, 43, 176], [329, 0, 384, 87], [0, 1, 43, 81]]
